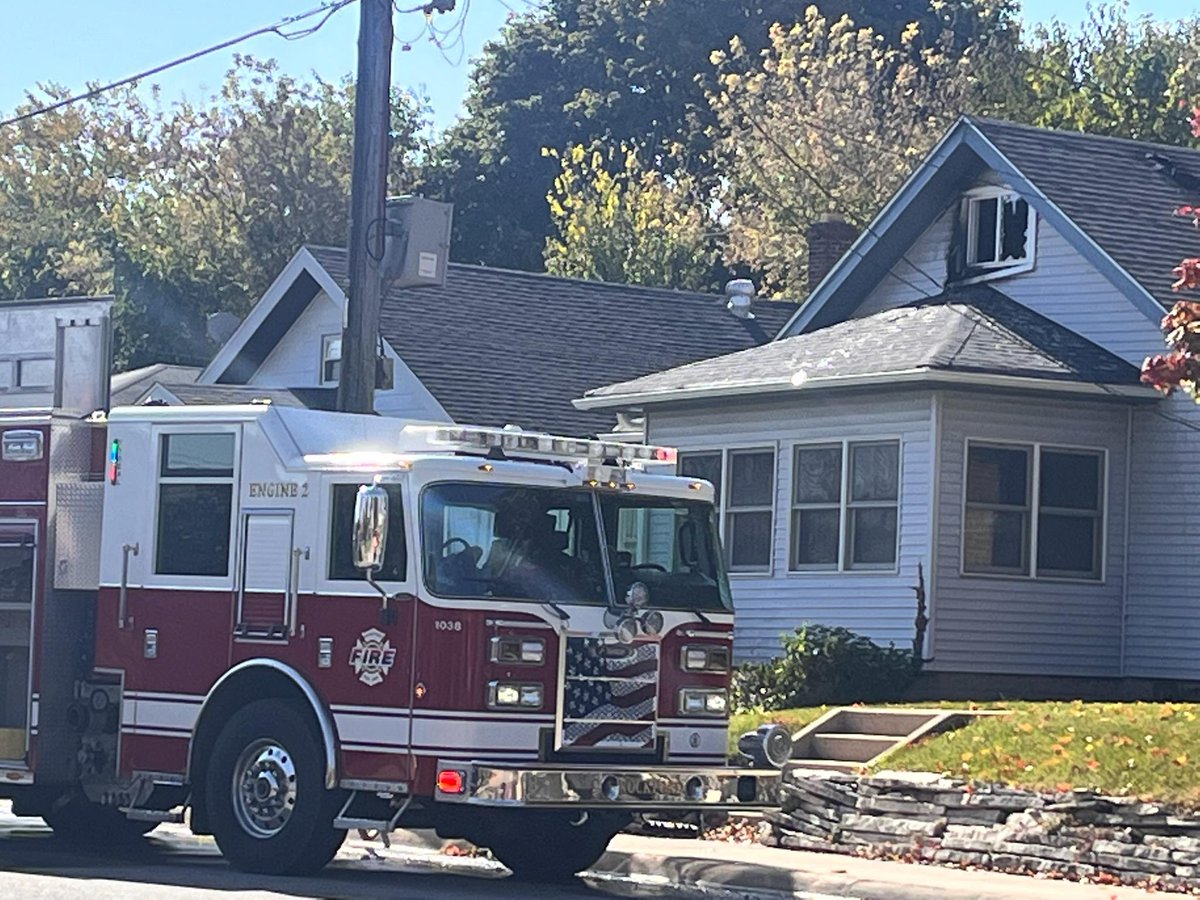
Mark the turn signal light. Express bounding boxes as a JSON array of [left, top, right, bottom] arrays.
[[437, 769, 466, 794]]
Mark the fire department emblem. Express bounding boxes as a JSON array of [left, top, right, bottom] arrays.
[[349, 628, 396, 687]]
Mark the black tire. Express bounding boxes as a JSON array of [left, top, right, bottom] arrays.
[[42, 795, 158, 845], [483, 811, 626, 882], [205, 699, 346, 875]]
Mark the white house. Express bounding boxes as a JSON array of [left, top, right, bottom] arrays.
[[580, 117, 1200, 693]]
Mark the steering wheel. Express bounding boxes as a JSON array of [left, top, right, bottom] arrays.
[[631, 563, 668, 573], [441, 537, 474, 557]]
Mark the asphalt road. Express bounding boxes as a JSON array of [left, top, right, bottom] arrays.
[[0, 803, 789, 900]]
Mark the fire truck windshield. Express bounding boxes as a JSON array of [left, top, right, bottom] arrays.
[[420, 482, 731, 612]]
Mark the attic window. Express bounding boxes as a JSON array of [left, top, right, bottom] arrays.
[[957, 187, 1036, 281], [320, 334, 341, 386]]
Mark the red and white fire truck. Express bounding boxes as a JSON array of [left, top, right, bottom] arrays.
[[0, 309, 784, 882]]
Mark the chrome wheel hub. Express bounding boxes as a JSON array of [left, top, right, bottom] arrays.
[[232, 739, 297, 838]]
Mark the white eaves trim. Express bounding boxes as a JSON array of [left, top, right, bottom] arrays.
[[199, 247, 347, 385], [574, 368, 1158, 411]]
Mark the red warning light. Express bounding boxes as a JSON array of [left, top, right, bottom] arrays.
[[437, 769, 466, 794], [654, 447, 677, 463]]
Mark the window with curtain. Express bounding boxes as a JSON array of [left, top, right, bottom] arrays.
[[678, 449, 774, 572], [790, 440, 899, 571]]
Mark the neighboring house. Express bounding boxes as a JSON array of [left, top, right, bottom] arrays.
[[179, 246, 796, 436], [109, 363, 202, 407], [580, 116, 1200, 690]]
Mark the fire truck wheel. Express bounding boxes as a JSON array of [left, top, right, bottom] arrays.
[[206, 699, 346, 875], [42, 796, 158, 844], [484, 811, 626, 882]]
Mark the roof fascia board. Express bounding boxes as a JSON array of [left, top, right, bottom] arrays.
[[576, 368, 1155, 409], [199, 247, 334, 385], [959, 126, 1165, 326], [777, 117, 974, 338]]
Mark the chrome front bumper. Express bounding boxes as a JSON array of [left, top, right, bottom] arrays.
[[433, 761, 780, 809]]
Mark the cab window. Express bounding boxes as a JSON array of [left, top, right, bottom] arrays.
[[155, 433, 235, 576], [328, 483, 407, 581]]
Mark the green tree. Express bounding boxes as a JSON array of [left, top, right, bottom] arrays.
[[709, 9, 988, 296], [1019, 4, 1200, 145], [543, 143, 719, 290], [0, 58, 429, 368], [424, 0, 1016, 272]]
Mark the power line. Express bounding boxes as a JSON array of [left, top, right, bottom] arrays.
[[0, 0, 360, 129]]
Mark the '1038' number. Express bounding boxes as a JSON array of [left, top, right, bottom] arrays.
[[434, 619, 462, 632]]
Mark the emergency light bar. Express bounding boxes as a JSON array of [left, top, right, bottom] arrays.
[[408, 424, 678, 466]]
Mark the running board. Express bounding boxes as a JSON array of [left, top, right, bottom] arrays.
[[333, 791, 411, 841], [122, 807, 184, 824]]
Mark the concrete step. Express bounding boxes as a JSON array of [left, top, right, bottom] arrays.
[[829, 709, 946, 737], [785, 759, 863, 774], [810, 733, 899, 764]]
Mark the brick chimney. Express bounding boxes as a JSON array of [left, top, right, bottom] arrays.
[[807, 213, 857, 291]]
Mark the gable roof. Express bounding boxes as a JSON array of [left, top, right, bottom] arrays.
[[782, 116, 1196, 337], [578, 285, 1149, 409], [970, 118, 1200, 310], [208, 245, 796, 436], [146, 383, 338, 410], [110, 363, 202, 407]]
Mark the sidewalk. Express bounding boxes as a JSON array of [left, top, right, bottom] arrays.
[[598, 834, 1168, 899]]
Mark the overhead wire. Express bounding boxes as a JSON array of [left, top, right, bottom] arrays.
[[0, 0, 360, 129]]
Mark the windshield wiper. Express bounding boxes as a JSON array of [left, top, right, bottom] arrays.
[[543, 601, 570, 622], [692, 608, 712, 625]]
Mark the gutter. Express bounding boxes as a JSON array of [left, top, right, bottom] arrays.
[[576, 368, 1159, 411]]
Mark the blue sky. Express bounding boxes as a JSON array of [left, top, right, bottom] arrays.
[[0, 1, 1194, 133]]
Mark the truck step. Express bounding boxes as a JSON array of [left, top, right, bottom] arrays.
[[123, 807, 184, 824], [333, 816, 398, 831]]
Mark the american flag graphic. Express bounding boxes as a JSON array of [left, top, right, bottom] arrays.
[[561, 638, 659, 749]]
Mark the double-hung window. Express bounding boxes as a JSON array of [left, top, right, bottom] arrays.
[[155, 432, 236, 577], [679, 448, 774, 573], [320, 334, 342, 386], [963, 442, 1104, 580], [790, 440, 900, 571]]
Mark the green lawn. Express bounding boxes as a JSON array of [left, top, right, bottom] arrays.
[[733, 700, 1200, 808]]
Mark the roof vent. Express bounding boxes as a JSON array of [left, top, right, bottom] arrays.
[[725, 279, 756, 320]]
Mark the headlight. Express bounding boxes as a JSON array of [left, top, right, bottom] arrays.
[[678, 688, 727, 717], [487, 680, 544, 710], [681, 644, 731, 673], [489, 636, 546, 665]]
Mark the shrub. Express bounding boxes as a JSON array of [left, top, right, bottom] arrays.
[[731, 624, 917, 712]]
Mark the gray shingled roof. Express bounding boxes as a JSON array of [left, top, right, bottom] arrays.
[[151, 384, 338, 409], [582, 286, 1141, 405], [110, 363, 202, 406], [305, 246, 796, 435], [972, 117, 1200, 308]]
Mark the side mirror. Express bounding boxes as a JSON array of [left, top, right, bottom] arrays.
[[352, 484, 389, 572]]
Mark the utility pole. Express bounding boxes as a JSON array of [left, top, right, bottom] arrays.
[[338, 0, 393, 414]]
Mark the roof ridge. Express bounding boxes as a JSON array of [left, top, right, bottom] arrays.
[[302, 243, 801, 307]]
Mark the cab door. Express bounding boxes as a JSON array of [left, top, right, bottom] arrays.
[[0, 521, 35, 762]]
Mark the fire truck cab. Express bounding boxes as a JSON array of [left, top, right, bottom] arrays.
[[0, 308, 782, 881]]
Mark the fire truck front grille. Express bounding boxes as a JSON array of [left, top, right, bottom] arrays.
[[560, 637, 658, 749]]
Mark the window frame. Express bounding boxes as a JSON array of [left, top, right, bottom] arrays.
[[678, 446, 776, 576], [788, 438, 902, 574], [958, 186, 1037, 282], [319, 333, 342, 387], [316, 475, 415, 597], [149, 426, 240, 587], [960, 438, 1107, 583]]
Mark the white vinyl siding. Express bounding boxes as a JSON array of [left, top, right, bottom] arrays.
[[650, 392, 933, 661], [934, 393, 1127, 677]]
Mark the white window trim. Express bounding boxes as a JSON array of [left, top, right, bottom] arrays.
[[148, 425, 241, 589], [960, 437, 1107, 584], [787, 438, 902, 575], [315, 476, 415, 596], [319, 333, 342, 387], [678, 445, 777, 577], [957, 186, 1037, 284]]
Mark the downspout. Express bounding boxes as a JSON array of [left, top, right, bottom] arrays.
[[925, 391, 941, 663], [1119, 405, 1133, 678]]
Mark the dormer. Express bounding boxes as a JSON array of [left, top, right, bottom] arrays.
[[952, 185, 1037, 284]]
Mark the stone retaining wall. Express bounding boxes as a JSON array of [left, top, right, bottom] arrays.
[[763, 769, 1200, 893]]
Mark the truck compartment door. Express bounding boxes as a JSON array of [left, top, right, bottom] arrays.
[[0, 521, 36, 761], [236, 511, 296, 640]]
